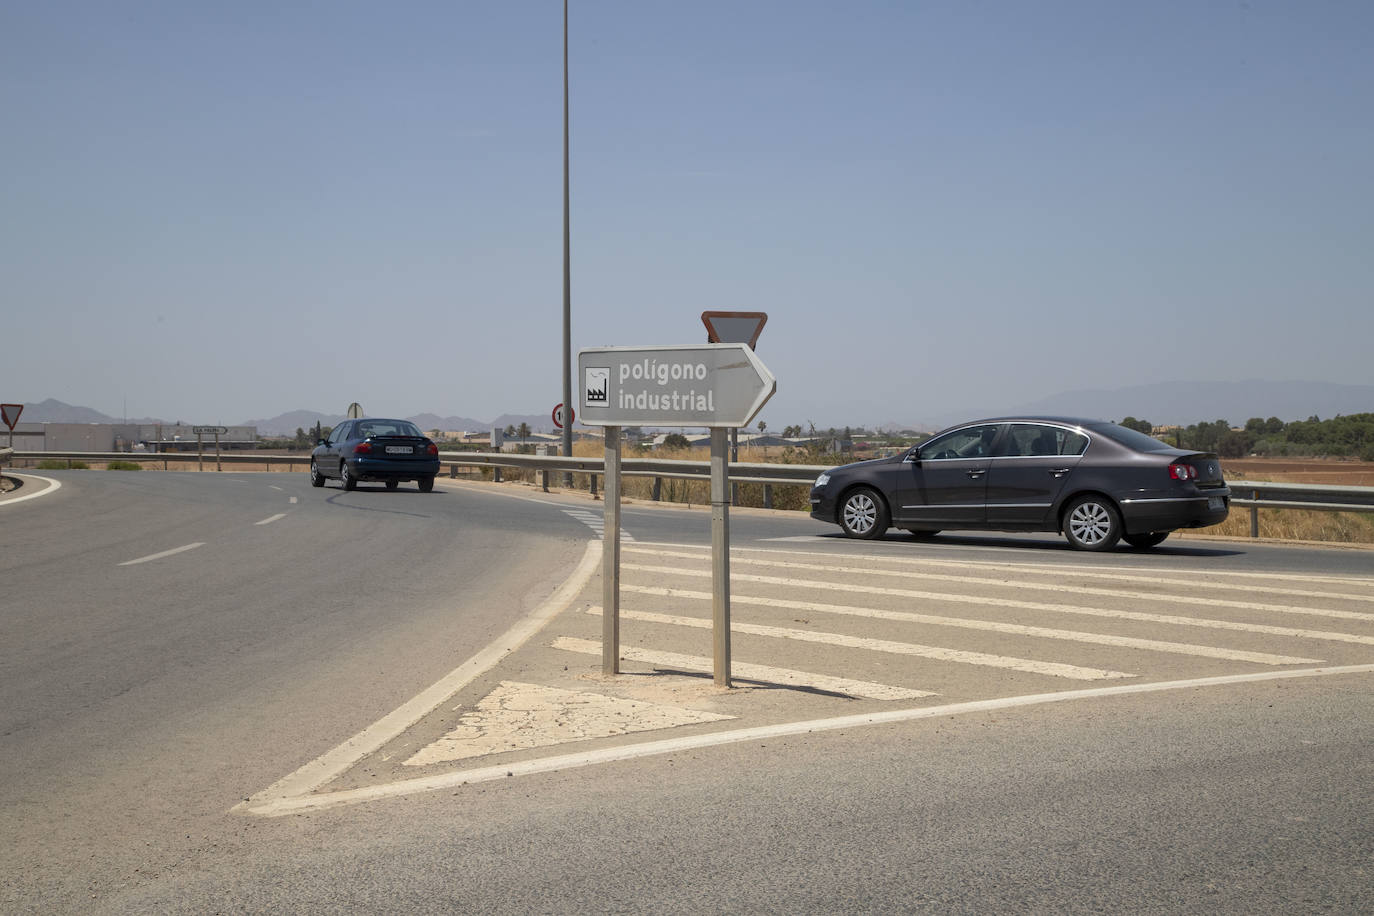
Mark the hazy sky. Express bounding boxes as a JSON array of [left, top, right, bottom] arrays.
[[6, 1, 1372, 430]]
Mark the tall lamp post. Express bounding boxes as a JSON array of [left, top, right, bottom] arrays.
[[560, 0, 574, 484]]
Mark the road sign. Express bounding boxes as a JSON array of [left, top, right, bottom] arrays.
[[578, 344, 775, 428], [701, 311, 767, 349], [346, 402, 364, 419], [192, 426, 228, 435], [1, 404, 23, 430], [552, 403, 574, 429]]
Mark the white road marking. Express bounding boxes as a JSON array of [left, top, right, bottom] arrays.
[[236, 664, 1374, 816], [563, 508, 635, 542], [118, 542, 205, 566], [255, 513, 287, 526], [622, 564, 1374, 647], [269, 485, 283, 491], [620, 586, 1322, 666], [644, 541, 1374, 589], [404, 680, 733, 766], [552, 636, 936, 700], [624, 550, 1374, 623], [0, 473, 62, 507], [234, 541, 603, 811], [290, 496, 298, 504], [589, 607, 1136, 681]]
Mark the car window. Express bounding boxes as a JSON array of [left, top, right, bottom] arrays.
[[331, 422, 351, 443], [998, 424, 1089, 457], [1092, 423, 1173, 453], [921, 424, 1000, 460]]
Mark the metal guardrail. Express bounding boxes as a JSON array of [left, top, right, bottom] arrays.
[[8, 451, 1374, 536]]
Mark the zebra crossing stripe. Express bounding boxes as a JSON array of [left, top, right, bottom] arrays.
[[620, 585, 1322, 666], [623, 549, 1374, 623], [550, 636, 935, 701], [586, 607, 1136, 681], [563, 509, 634, 541]]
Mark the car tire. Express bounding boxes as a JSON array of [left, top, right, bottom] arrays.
[[1063, 495, 1122, 551], [310, 460, 325, 488], [385, 479, 399, 490], [1123, 531, 1170, 549], [417, 475, 435, 493], [341, 461, 357, 491], [839, 487, 889, 539]]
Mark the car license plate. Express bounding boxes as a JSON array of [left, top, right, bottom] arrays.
[[385, 446, 413, 455], [1207, 496, 1224, 510]]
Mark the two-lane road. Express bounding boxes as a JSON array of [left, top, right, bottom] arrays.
[[2, 471, 1370, 913]]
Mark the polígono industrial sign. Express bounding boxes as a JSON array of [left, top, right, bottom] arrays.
[[578, 343, 775, 428]]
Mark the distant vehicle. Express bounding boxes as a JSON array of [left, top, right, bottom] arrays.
[[310, 418, 440, 492], [809, 416, 1229, 550]]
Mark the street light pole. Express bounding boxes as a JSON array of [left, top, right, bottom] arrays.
[[561, 0, 574, 485]]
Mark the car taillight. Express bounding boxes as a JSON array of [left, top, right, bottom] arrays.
[[426, 443, 438, 456], [354, 441, 372, 455], [1168, 462, 1197, 480]]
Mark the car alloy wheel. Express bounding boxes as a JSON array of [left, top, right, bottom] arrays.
[[1063, 495, 1121, 551], [341, 462, 357, 491], [840, 487, 889, 539], [309, 460, 325, 487]]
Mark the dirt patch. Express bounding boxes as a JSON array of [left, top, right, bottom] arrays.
[[1222, 457, 1374, 487]]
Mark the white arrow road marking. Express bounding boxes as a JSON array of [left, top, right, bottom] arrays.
[[621, 585, 1325, 666], [552, 636, 936, 701], [589, 607, 1136, 681], [404, 680, 733, 767], [118, 542, 205, 566]]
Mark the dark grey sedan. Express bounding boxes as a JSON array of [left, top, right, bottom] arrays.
[[809, 417, 1230, 550]]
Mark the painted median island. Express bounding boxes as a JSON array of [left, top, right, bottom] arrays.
[[578, 343, 776, 686]]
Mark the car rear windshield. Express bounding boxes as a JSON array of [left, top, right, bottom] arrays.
[[1091, 423, 1176, 453], [356, 420, 424, 438]]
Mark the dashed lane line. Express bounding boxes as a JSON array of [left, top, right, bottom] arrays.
[[588, 607, 1136, 681], [624, 550, 1374, 623], [621, 566, 1374, 647], [255, 513, 287, 526], [621, 585, 1324, 666], [551, 636, 936, 701], [118, 542, 206, 566]]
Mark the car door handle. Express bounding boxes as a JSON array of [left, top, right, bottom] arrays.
[[967, 470, 986, 479], [1050, 468, 1072, 477]]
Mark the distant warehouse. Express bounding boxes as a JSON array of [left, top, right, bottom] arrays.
[[8, 423, 258, 452]]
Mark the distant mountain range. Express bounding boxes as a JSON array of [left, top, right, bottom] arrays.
[[17, 380, 1374, 437], [16, 399, 556, 438], [925, 379, 1374, 430]]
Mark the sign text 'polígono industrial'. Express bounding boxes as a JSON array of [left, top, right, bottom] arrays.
[[577, 344, 775, 428]]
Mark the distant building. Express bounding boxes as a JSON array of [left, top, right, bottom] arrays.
[[12, 423, 258, 452]]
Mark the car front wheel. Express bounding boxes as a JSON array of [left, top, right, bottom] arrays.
[[1063, 495, 1121, 551], [839, 487, 889, 539], [310, 460, 325, 487]]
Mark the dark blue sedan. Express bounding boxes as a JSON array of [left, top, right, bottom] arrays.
[[310, 418, 441, 492]]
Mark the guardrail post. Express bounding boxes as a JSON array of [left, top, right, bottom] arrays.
[[493, 467, 502, 483], [590, 473, 598, 499], [764, 484, 773, 510], [542, 469, 549, 492], [652, 477, 662, 501], [1250, 489, 1259, 538]]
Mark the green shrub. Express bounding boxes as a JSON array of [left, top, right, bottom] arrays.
[[106, 460, 143, 471], [37, 459, 89, 470]]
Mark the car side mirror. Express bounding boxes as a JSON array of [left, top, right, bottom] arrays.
[[317, 438, 328, 447]]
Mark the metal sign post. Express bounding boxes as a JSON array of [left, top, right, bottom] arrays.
[[192, 426, 228, 473], [579, 343, 775, 686]]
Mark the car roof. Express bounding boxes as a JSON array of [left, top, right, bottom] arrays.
[[940, 416, 1110, 429]]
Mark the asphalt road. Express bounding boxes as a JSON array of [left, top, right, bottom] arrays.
[[2, 470, 1370, 913]]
